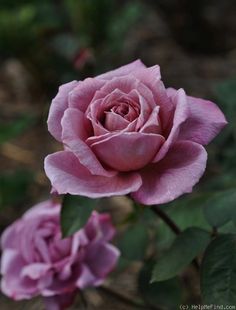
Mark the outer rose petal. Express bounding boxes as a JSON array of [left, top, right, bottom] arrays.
[[68, 78, 105, 112], [76, 265, 102, 289], [1, 250, 37, 300], [47, 81, 78, 142], [1, 222, 19, 249], [86, 243, 120, 278], [167, 88, 228, 145], [97, 59, 146, 80], [21, 263, 50, 280], [132, 140, 207, 205], [90, 132, 165, 171], [85, 212, 116, 242], [153, 88, 189, 162], [61, 108, 116, 177], [44, 292, 76, 310], [44, 151, 142, 198]]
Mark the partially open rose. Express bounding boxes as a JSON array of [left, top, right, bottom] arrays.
[[0, 200, 119, 310], [45, 60, 227, 205]]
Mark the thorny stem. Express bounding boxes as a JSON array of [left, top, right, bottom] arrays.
[[150, 204, 200, 271]]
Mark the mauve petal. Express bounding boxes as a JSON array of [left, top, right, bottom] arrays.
[[34, 234, 51, 264], [19, 220, 39, 263], [91, 132, 165, 171], [44, 151, 142, 198], [93, 76, 156, 110], [1, 221, 19, 249], [1, 250, 38, 300], [23, 200, 60, 220], [85, 212, 115, 242], [130, 89, 152, 130], [21, 263, 50, 280], [86, 243, 120, 278], [47, 81, 78, 142], [68, 78, 105, 112], [88, 89, 140, 134], [76, 265, 102, 289], [132, 140, 207, 205], [96, 59, 146, 80], [44, 292, 76, 310], [153, 88, 189, 162], [61, 108, 115, 177], [132, 64, 161, 81], [132, 65, 174, 130], [167, 88, 227, 145], [140, 106, 162, 134], [105, 111, 130, 131]]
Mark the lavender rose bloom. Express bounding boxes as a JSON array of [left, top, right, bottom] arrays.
[[45, 60, 227, 205], [0, 200, 119, 310]]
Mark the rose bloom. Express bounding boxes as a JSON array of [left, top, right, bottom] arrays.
[[45, 60, 227, 205], [0, 200, 119, 310]]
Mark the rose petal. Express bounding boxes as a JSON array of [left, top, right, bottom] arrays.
[[61, 108, 115, 177], [1, 222, 19, 249], [90, 132, 165, 171], [21, 263, 50, 280], [131, 65, 174, 130], [132, 140, 207, 205], [23, 200, 60, 220], [76, 265, 102, 289], [104, 111, 131, 131], [86, 242, 120, 278], [93, 76, 156, 110], [43, 292, 76, 310], [167, 88, 228, 145], [153, 88, 189, 162], [1, 250, 37, 300], [44, 151, 142, 198], [68, 78, 105, 112], [96, 59, 146, 80], [85, 211, 116, 242], [140, 106, 161, 134], [47, 81, 78, 142]]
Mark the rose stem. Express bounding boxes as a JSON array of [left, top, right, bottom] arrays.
[[150, 205, 200, 271], [99, 285, 160, 310], [151, 205, 181, 235]]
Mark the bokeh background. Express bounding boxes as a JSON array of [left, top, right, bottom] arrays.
[[0, 0, 236, 309]]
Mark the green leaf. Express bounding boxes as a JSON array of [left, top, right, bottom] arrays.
[[203, 189, 236, 228], [201, 234, 236, 305], [152, 227, 210, 282], [60, 195, 97, 237], [118, 223, 148, 261], [139, 261, 182, 309], [156, 194, 211, 250]]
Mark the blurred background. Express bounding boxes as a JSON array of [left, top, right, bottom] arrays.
[[0, 0, 236, 309]]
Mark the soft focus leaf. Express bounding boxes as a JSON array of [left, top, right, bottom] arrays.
[[61, 195, 97, 237], [139, 261, 182, 309], [156, 194, 211, 250], [201, 234, 236, 305], [118, 223, 148, 261], [152, 227, 210, 282], [203, 189, 236, 228]]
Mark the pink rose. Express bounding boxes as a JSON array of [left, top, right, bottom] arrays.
[[45, 60, 227, 205], [0, 200, 119, 310]]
